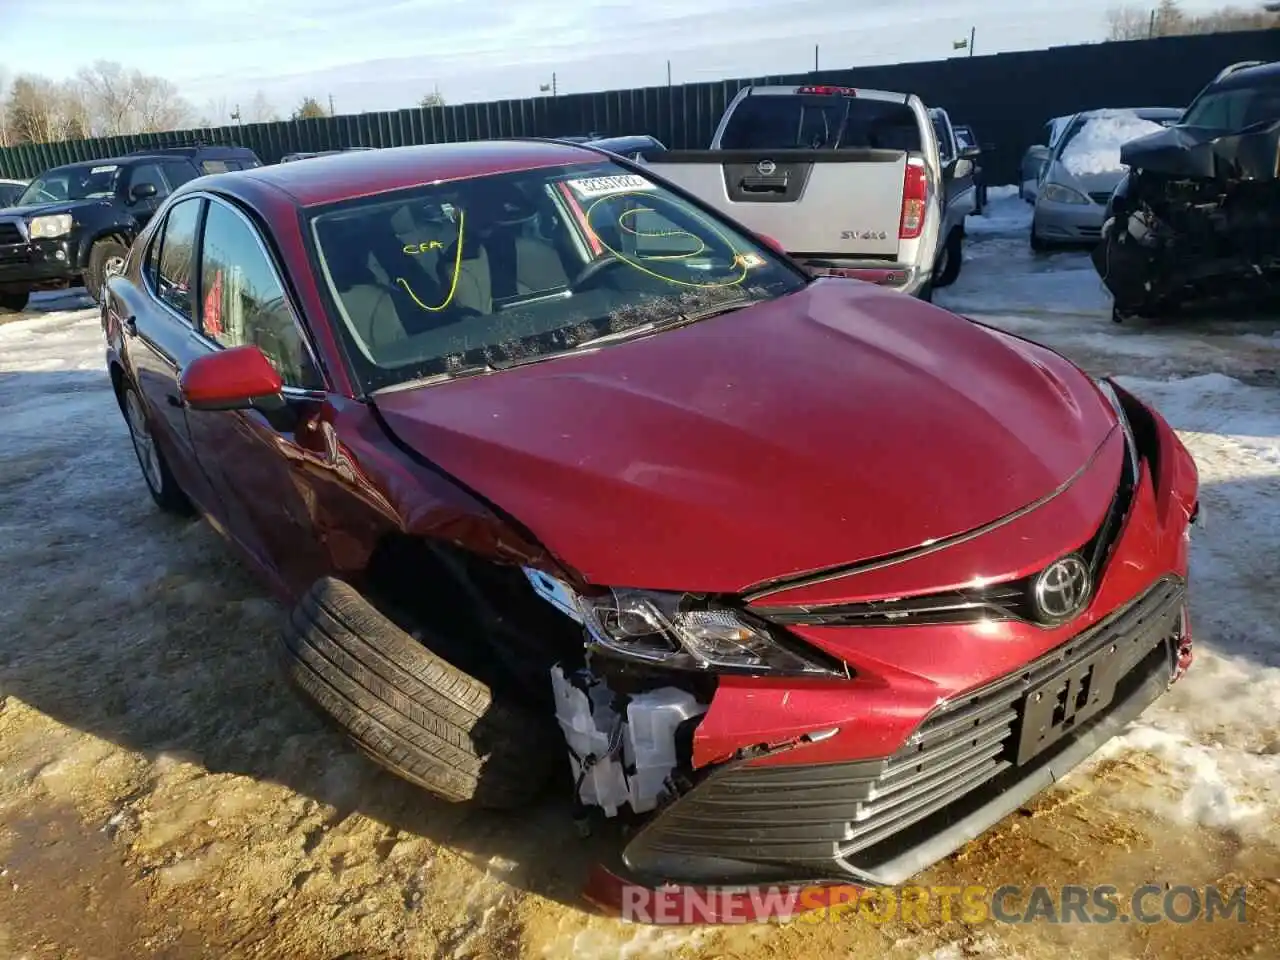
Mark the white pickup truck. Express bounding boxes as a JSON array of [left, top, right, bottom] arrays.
[[641, 84, 978, 300]]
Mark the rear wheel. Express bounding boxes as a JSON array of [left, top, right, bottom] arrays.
[[86, 239, 129, 303], [280, 577, 560, 809], [0, 290, 29, 314], [933, 229, 963, 289], [120, 383, 194, 515]]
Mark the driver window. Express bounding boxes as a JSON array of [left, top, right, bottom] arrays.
[[127, 163, 168, 202], [198, 200, 322, 389]]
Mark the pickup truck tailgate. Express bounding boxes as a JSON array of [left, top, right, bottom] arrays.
[[648, 149, 906, 258]]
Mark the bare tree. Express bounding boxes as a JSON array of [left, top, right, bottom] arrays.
[[1106, 0, 1279, 38], [420, 89, 446, 108], [3, 75, 85, 144], [247, 91, 278, 123], [1106, 5, 1153, 38], [200, 95, 231, 127], [75, 60, 193, 136]]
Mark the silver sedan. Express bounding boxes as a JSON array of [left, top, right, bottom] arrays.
[[1030, 106, 1182, 251]]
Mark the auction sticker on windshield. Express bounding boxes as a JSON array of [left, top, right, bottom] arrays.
[[566, 175, 654, 198], [91, 165, 119, 174]]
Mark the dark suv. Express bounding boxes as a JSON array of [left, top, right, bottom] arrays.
[[0, 143, 261, 313]]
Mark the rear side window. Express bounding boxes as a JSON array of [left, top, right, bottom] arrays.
[[162, 160, 200, 187], [720, 94, 921, 151], [154, 197, 202, 321]]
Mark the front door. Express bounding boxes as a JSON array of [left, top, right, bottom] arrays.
[[180, 196, 335, 597]]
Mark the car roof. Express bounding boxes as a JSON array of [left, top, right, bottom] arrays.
[[224, 139, 602, 207], [1212, 59, 1280, 89], [1076, 106, 1183, 119]]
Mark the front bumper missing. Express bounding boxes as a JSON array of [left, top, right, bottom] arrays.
[[619, 577, 1186, 888]]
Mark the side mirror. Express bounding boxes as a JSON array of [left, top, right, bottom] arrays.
[[954, 157, 975, 179], [131, 182, 158, 201], [1027, 144, 1051, 163], [180, 345, 283, 412]]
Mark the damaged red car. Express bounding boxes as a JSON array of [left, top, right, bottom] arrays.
[[101, 141, 1201, 894]]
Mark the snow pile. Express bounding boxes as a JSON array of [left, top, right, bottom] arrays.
[[964, 185, 1030, 237], [1060, 111, 1167, 177], [1093, 373, 1280, 832]]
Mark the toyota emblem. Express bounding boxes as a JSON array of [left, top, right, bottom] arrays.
[[756, 159, 777, 176], [1032, 554, 1092, 623]]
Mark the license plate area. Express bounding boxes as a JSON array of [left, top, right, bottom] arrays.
[[1015, 645, 1123, 766]]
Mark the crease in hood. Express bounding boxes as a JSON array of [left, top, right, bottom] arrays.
[[372, 279, 1117, 594]]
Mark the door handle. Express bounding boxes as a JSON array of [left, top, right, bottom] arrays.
[[122, 314, 137, 336]]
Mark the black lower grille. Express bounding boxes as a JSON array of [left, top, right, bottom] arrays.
[[1089, 191, 1114, 206], [0, 222, 24, 246], [622, 577, 1185, 885]]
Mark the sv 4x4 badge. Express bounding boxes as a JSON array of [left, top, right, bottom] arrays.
[[842, 229, 888, 240]]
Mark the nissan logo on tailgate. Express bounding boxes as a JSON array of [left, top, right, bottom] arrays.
[[756, 159, 777, 176]]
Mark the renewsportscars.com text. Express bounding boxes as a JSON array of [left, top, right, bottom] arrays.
[[620, 883, 1248, 926]]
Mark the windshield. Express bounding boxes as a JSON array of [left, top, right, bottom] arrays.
[[308, 160, 807, 393], [719, 94, 922, 151], [17, 163, 122, 205], [1056, 111, 1169, 177], [1182, 72, 1280, 129]]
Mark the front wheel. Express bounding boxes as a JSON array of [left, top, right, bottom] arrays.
[[86, 239, 129, 303], [120, 383, 194, 515], [0, 290, 29, 314]]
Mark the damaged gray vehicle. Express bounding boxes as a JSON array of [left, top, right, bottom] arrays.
[[1094, 59, 1280, 321]]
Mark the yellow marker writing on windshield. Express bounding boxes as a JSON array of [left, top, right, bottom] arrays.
[[395, 210, 466, 311]]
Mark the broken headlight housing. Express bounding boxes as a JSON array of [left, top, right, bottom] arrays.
[[582, 588, 840, 676], [523, 570, 842, 676]]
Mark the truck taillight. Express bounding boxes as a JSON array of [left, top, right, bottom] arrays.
[[899, 158, 927, 240], [796, 85, 856, 96]]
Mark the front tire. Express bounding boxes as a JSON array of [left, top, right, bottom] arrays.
[[0, 290, 29, 314], [120, 383, 194, 515], [86, 239, 129, 303], [1030, 227, 1051, 253], [280, 578, 560, 809]]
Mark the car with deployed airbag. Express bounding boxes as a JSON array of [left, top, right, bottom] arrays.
[[99, 140, 1201, 900]]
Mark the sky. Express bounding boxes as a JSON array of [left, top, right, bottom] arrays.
[[0, 0, 1248, 118]]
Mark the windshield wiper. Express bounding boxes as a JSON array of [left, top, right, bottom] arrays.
[[569, 300, 757, 351], [373, 361, 503, 393]]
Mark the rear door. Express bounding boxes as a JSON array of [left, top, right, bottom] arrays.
[[117, 195, 221, 512], [686, 87, 929, 259]]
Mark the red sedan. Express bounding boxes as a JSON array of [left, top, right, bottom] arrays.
[[101, 140, 1200, 892]]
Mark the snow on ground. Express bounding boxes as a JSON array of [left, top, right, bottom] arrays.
[[0, 233, 1278, 960]]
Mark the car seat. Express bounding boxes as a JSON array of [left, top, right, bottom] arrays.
[[323, 233, 411, 354]]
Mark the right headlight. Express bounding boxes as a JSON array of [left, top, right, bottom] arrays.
[[28, 213, 74, 239], [524, 570, 843, 677], [1041, 183, 1090, 205]]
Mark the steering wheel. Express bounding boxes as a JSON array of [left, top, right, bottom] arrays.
[[570, 255, 633, 292]]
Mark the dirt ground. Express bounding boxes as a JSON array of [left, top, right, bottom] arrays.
[[1, 255, 1278, 958]]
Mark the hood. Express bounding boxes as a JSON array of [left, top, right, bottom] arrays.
[[1047, 162, 1126, 197], [1120, 120, 1280, 181], [373, 280, 1117, 594], [0, 198, 107, 218]]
